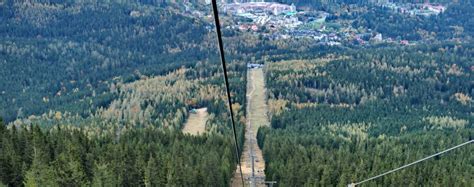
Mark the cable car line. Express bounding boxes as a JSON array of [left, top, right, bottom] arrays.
[[211, 2, 471, 187], [210, 1, 245, 186], [349, 139, 473, 186]]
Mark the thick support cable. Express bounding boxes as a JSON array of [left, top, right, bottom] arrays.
[[349, 139, 473, 186], [210, 1, 245, 186]]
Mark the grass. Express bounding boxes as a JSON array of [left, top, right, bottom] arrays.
[[182, 108, 208, 135]]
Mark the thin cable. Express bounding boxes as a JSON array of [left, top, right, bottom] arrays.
[[349, 139, 473, 186], [210, 1, 245, 186]]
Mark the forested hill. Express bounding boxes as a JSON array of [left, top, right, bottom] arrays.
[[0, 2, 251, 186], [258, 43, 473, 186], [0, 117, 241, 186], [0, 2, 215, 122], [353, 2, 474, 41]]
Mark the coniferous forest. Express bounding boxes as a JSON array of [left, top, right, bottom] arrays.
[[1, 1, 473, 187], [258, 44, 473, 186], [0, 119, 238, 186], [0, 1, 247, 186], [252, 2, 474, 186]]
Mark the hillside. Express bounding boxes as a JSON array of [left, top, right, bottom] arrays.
[[258, 44, 473, 186], [1, 1, 473, 186], [0, 1, 214, 122], [0, 2, 249, 186]]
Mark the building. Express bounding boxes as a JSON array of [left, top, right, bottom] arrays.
[[247, 63, 264, 69], [251, 25, 258, 31], [373, 33, 383, 42], [422, 3, 446, 14], [223, 2, 296, 16]]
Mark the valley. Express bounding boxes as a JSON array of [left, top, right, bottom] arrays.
[[0, 1, 473, 186]]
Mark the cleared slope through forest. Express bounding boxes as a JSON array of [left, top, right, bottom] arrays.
[[182, 108, 208, 135], [232, 68, 269, 187]]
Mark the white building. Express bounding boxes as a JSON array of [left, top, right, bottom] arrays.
[[223, 2, 296, 16]]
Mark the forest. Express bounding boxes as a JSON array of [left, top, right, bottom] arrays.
[[1, 0, 473, 186], [0, 119, 239, 186], [0, 1, 248, 186], [258, 43, 473, 186], [0, 1, 215, 122], [218, 5, 473, 185], [352, 2, 474, 41]]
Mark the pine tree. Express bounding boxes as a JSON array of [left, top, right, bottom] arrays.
[[53, 153, 87, 186], [23, 148, 56, 187], [91, 163, 116, 187], [144, 156, 162, 187]]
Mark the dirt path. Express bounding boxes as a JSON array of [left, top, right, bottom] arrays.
[[182, 108, 208, 135], [232, 68, 269, 187]]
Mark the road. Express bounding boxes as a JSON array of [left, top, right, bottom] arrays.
[[232, 68, 269, 187]]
